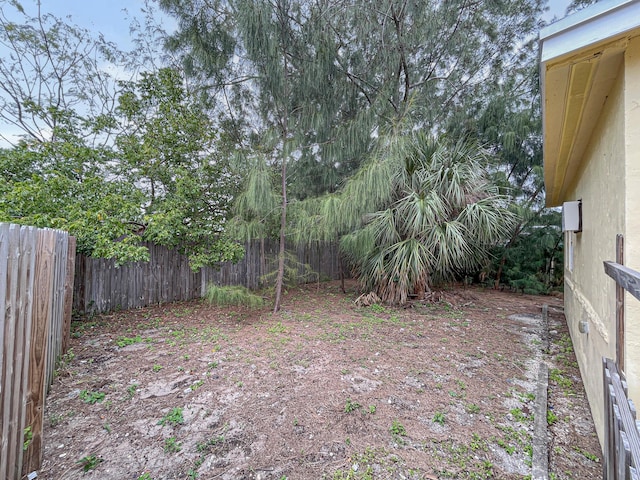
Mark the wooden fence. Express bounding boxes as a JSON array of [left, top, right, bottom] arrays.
[[0, 223, 76, 480], [74, 239, 342, 314], [603, 258, 640, 479]]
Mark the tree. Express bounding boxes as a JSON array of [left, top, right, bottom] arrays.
[[295, 132, 516, 304], [0, 113, 148, 262], [115, 67, 244, 268], [0, 1, 126, 145]]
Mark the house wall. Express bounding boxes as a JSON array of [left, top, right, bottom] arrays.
[[623, 35, 640, 408], [563, 62, 625, 445]]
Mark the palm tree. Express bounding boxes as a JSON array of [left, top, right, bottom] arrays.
[[334, 133, 516, 304]]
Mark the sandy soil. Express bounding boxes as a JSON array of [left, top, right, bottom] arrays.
[[40, 281, 601, 479]]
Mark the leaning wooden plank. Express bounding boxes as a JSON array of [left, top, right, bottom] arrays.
[[0, 223, 10, 480], [15, 226, 37, 478], [22, 228, 56, 475], [604, 261, 640, 302]]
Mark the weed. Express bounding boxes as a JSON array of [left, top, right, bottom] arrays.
[[549, 368, 574, 394], [369, 303, 386, 314], [79, 389, 105, 404], [466, 403, 480, 414], [164, 437, 182, 453], [183, 354, 190, 361], [547, 409, 558, 425], [433, 412, 446, 425], [49, 413, 65, 427], [207, 362, 219, 370], [573, 446, 599, 462], [152, 364, 163, 372], [116, 335, 143, 347], [268, 321, 288, 334], [138, 474, 152, 480], [77, 454, 102, 472], [368, 405, 376, 414], [158, 407, 184, 427], [390, 420, 407, 436], [344, 399, 361, 413], [23, 426, 32, 451], [509, 408, 529, 423], [127, 384, 138, 399], [191, 380, 204, 391], [103, 423, 111, 433]]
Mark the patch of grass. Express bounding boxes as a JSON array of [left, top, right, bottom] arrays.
[[127, 384, 138, 399], [191, 380, 204, 391], [116, 335, 143, 347], [549, 368, 574, 394], [466, 403, 480, 414], [79, 389, 105, 404], [77, 454, 102, 472], [164, 436, 182, 453], [158, 407, 184, 427], [573, 446, 599, 462], [390, 419, 407, 436], [268, 321, 288, 334], [205, 285, 264, 308], [433, 412, 446, 425], [509, 407, 529, 423], [344, 398, 361, 413]]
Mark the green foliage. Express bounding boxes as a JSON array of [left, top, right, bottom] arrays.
[[259, 251, 319, 289], [158, 407, 184, 427], [79, 389, 106, 404], [490, 210, 563, 294], [164, 437, 182, 453], [344, 399, 362, 413], [116, 68, 244, 269], [336, 133, 516, 304], [205, 285, 265, 308], [77, 454, 103, 472]]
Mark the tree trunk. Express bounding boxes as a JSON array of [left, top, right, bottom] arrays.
[[273, 158, 287, 313]]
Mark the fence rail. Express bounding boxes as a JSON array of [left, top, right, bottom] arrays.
[[604, 259, 640, 480], [74, 239, 342, 314], [0, 223, 75, 480]]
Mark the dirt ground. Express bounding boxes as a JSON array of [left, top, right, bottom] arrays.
[[40, 281, 601, 479]]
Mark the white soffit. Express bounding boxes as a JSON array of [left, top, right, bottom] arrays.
[[540, 0, 640, 63]]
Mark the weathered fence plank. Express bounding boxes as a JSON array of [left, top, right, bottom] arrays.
[[604, 261, 640, 302], [0, 223, 8, 480]]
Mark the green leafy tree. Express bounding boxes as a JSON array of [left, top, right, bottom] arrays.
[[115, 67, 244, 268], [0, 112, 148, 262]]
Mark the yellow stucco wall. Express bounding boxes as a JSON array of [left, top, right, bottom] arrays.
[[563, 59, 624, 445], [623, 35, 640, 409]]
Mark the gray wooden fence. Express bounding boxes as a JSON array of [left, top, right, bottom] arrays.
[[74, 239, 342, 314], [0, 223, 76, 480]]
